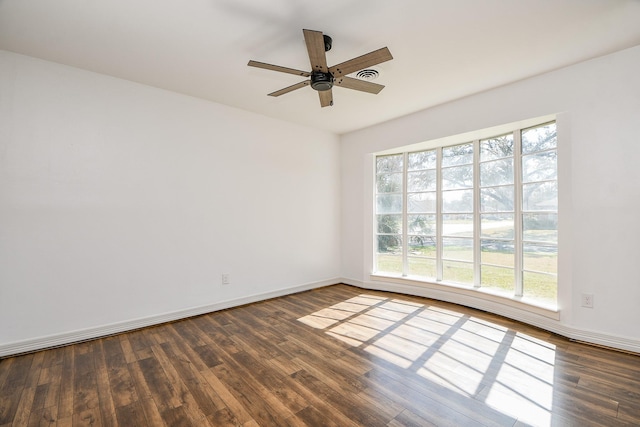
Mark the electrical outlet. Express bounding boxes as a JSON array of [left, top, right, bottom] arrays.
[[222, 273, 230, 285], [581, 293, 594, 308]]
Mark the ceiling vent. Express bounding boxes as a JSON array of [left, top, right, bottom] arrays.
[[355, 69, 379, 80]]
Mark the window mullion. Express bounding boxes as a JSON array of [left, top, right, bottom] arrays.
[[402, 152, 409, 277], [436, 147, 443, 281], [514, 130, 524, 297], [473, 140, 481, 288]]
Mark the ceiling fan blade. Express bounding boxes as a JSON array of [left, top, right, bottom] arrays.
[[329, 47, 393, 77], [303, 29, 328, 73], [268, 80, 310, 97], [318, 90, 333, 107], [335, 76, 385, 94], [248, 60, 311, 77]]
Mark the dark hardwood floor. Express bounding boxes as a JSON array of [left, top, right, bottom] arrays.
[[1, 284, 639, 426]]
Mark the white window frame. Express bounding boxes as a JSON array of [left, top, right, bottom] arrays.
[[372, 120, 558, 309]]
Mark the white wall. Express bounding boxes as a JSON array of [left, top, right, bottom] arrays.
[[340, 45, 640, 352], [0, 51, 341, 354], [2, 45, 639, 356]]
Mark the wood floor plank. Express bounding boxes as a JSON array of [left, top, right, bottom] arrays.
[[10, 386, 36, 427], [211, 361, 296, 427], [158, 340, 225, 415], [0, 358, 15, 392], [364, 367, 492, 427], [281, 336, 369, 394], [289, 369, 389, 427], [136, 355, 181, 412], [1, 284, 639, 426], [618, 399, 640, 425], [294, 405, 343, 427], [117, 336, 137, 365], [158, 406, 191, 427], [24, 352, 45, 390], [27, 404, 57, 426], [93, 340, 118, 427], [390, 408, 438, 427], [37, 363, 62, 388], [40, 347, 64, 371], [0, 354, 34, 424], [114, 400, 147, 427], [125, 361, 153, 402], [273, 365, 363, 427], [42, 368, 61, 413], [29, 383, 48, 416], [189, 315, 242, 355], [126, 329, 155, 356], [69, 337, 97, 427], [127, 366, 169, 426], [162, 324, 211, 373], [206, 406, 244, 427], [102, 338, 138, 411], [148, 344, 210, 425], [191, 345, 222, 369], [230, 350, 308, 414], [138, 397, 166, 427], [198, 368, 254, 426]]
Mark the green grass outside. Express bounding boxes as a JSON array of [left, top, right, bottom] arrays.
[[376, 248, 557, 304]]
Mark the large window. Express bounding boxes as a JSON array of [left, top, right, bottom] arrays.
[[374, 122, 557, 306]]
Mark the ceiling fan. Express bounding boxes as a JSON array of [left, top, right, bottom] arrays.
[[248, 29, 393, 107]]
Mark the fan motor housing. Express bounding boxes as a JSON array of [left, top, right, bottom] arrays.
[[310, 71, 334, 91]]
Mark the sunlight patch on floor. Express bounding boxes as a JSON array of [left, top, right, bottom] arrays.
[[297, 294, 557, 426]]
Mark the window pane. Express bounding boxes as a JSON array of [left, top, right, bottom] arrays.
[[408, 214, 435, 235], [522, 123, 556, 154], [377, 214, 402, 234], [481, 240, 514, 268], [480, 134, 514, 161], [481, 214, 514, 239], [480, 186, 514, 212], [408, 257, 436, 279], [442, 237, 473, 261], [374, 121, 557, 307], [480, 158, 513, 187], [376, 254, 402, 275], [376, 194, 402, 213], [523, 244, 557, 274], [523, 182, 557, 211], [481, 266, 515, 294], [443, 189, 473, 212], [408, 238, 436, 257], [523, 271, 557, 305], [522, 151, 557, 183], [408, 150, 436, 170], [523, 213, 558, 243], [443, 260, 473, 285], [442, 214, 474, 237], [377, 235, 402, 254], [376, 173, 402, 193], [442, 165, 473, 189], [376, 155, 403, 173], [408, 170, 436, 192], [442, 143, 474, 167], [408, 192, 436, 213]]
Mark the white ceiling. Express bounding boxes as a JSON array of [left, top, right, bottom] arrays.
[[1, 0, 640, 134]]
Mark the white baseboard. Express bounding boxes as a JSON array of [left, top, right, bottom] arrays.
[[342, 276, 640, 354], [2, 276, 638, 357], [0, 278, 338, 358]]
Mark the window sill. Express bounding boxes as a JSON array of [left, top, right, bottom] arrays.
[[369, 273, 560, 320]]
